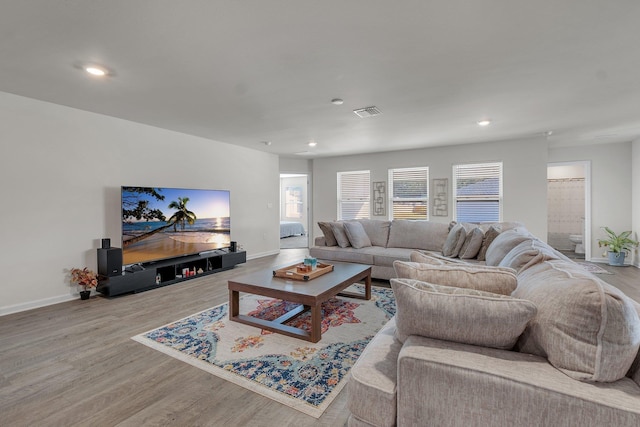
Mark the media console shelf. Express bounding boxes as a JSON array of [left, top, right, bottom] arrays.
[[97, 250, 246, 297]]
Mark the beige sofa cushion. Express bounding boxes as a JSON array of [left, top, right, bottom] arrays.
[[391, 278, 537, 349], [484, 228, 532, 266], [499, 238, 564, 273], [386, 220, 449, 251], [343, 221, 372, 249], [393, 261, 517, 295], [442, 223, 466, 257], [459, 227, 484, 259], [347, 317, 400, 427], [513, 260, 640, 382], [356, 219, 391, 247], [409, 250, 468, 265]]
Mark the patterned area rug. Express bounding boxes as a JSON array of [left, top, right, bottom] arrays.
[[577, 262, 614, 274], [132, 285, 395, 418]]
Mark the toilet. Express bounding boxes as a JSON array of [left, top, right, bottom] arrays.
[[569, 234, 584, 254]]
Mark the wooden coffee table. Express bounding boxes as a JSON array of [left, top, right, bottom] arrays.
[[228, 262, 372, 343]]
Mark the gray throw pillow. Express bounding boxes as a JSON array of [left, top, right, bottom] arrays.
[[476, 225, 501, 261], [329, 221, 351, 248], [343, 221, 372, 249], [442, 223, 466, 257], [391, 278, 537, 349], [318, 221, 338, 246], [459, 227, 484, 259], [484, 228, 532, 266]]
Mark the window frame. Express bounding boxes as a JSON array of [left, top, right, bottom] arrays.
[[452, 162, 503, 223], [387, 166, 429, 220], [337, 170, 371, 220]]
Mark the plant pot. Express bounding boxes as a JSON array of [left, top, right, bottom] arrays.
[[79, 290, 91, 300], [607, 251, 626, 266]]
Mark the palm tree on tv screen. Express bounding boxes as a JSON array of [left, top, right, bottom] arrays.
[[167, 197, 197, 231]]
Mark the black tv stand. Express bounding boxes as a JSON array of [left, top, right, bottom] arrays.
[[97, 250, 246, 297], [125, 264, 146, 273]]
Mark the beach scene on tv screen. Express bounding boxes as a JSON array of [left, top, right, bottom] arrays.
[[122, 187, 231, 265]]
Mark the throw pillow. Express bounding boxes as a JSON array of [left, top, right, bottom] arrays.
[[393, 261, 517, 295], [513, 260, 640, 382], [409, 250, 467, 265], [329, 222, 351, 248], [343, 221, 372, 249], [391, 278, 537, 349], [499, 238, 563, 273], [318, 221, 338, 246], [459, 227, 484, 259], [476, 225, 501, 261], [442, 223, 466, 257], [484, 228, 532, 266]]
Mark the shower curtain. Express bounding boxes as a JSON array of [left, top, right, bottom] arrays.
[[547, 178, 585, 251]]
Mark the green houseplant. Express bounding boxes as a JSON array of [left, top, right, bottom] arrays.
[[597, 227, 638, 266]]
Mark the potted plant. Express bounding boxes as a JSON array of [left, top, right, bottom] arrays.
[[597, 227, 639, 266], [70, 267, 98, 299]]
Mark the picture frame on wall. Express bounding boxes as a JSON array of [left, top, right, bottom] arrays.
[[373, 181, 386, 216], [432, 178, 448, 217]]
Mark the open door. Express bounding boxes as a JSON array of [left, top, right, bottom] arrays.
[[279, 174, 309, 249]]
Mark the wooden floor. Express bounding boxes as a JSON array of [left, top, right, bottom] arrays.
[[1, 251, 639, 427]]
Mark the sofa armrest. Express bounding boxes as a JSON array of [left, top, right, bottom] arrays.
[[314, 236, 326, 246], [397, 335, 640, 426]]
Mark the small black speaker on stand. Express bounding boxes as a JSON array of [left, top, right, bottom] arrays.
[[98, 239, 122, 276], [230, 241, 237, 252]]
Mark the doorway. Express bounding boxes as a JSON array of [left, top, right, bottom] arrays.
[[279, 173, 309, 249], [547, 161, 591, 260]]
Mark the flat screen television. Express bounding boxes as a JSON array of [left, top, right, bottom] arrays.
[[121, 186, 231, 265]]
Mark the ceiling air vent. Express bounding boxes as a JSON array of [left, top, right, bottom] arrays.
[[353, 106, 382, 118]]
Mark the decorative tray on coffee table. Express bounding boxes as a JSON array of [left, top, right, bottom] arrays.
[[272, 262, 334, 281]]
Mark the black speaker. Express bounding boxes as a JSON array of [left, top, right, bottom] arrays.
[[98, 247, 122, 277], [101, 238, 111, 249], [230, 241, 237, 252]]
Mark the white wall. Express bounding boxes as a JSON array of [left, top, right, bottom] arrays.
[[312, 137, 548, 239], [279, 157, 311, 174], [0, 92, 280, 315], [549, 142, 633, 263], [633, 139, 640, 266]]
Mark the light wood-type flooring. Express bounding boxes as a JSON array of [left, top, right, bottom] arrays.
[[1, 249, 639, 427]]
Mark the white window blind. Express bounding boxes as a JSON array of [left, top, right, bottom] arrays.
[[453, 162, 502, 222], [337, 170, 371, 220], [388, 167, 429, 219]]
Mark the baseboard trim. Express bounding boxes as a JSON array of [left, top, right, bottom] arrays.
[[0, 293, 77, 317], [247, 249, 280, 261]]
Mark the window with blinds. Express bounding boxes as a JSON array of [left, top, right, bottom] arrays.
[[337, 170, 371, 220], [453, 162, 502, 222], [388, 167, 429, 219]]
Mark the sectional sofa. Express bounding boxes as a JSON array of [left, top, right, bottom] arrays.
[[309, 219, 522, 280], [338, 223, 640, 426]]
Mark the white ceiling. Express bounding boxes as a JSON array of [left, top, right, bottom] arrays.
[[2, 1, 640, 158]]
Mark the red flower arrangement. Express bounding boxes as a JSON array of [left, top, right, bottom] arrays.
[[70, 267, 98, 291]]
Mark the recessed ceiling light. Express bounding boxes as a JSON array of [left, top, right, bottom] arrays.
[[477, 119, 491, 126], [261, 141, 272, 146], [85, 66, 107, 76], [331, 98, 344, 105], [308, 141, 317, 147]]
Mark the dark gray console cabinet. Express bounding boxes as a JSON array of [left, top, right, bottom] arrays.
[[97, 250, 246, 297]]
